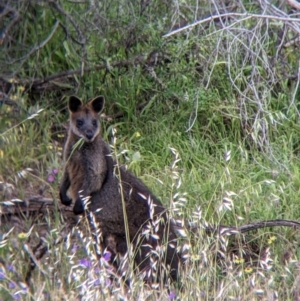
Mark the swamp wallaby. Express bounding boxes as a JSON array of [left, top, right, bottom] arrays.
[[59, 96, 180, 283]]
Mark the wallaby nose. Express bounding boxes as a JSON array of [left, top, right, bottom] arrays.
[[85, 130, 93, 140]]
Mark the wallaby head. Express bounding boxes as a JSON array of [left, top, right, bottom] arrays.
[[68, 95, 105, 142]]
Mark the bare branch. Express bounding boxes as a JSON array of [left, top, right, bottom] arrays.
[[49, 1, 87, 76], [14, 21, 60, 74], [286, 0, 300, 10], [163, 12, 300, 38], [146, 66, 182, 103], [0, 5, 20, 44], [0, 92, 20, 109]]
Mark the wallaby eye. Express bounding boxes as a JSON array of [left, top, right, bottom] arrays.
[[92, 119, 97, 127], [76, 119, 84, 127]]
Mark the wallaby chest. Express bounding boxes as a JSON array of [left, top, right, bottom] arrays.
[[65, 137, 107, 176]]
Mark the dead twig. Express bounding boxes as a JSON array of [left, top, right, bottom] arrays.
[[175, 219, 300, 236], [49, 1, 87, 77], [286, 0, 300, 10], [238, 219, 300, 232], [163, 12, 300, 38], [24, 242, 48, 282], [14, 21, 60, 74], [0, 196, 74, 219], [0, 92, 20, 109], [0, 5, 20, 45], [145, 66, 181, 103], [16, 56, 140, 88]]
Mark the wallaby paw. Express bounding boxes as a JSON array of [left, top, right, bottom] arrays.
[[73, 198, 84, 215], [60, 192, 72, 206]]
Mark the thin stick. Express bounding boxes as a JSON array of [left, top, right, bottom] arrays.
[[163, 12, 300, 38]]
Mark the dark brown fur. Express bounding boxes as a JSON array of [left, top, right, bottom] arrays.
[[60, 96, 180, 284]]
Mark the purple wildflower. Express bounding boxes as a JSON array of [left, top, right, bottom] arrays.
[[103, 251, 112, 262], [47, 174, 55, 183], [105, 278, 112, 287], [13, 293, 21, 300], [93, 278, 101, 286], [169, 291, 176, 300], [71, 244, 79, 253], [9, 281, 16, 289], [79, 258, 92, 268], [0, 270, 5, 280], [7, 264, 14, 272], [52, 169, 59, 175]]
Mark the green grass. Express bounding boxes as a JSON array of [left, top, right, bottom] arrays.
[[1, 0, 300, 299]]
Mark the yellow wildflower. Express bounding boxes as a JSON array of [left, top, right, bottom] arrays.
[[18, 86, 25, 92], [191, 254, 201, 261], [233, 257, 245, 264], [18, 233, 27, 240], [267, 236, 276, 245], [244, 266, 253, 274]]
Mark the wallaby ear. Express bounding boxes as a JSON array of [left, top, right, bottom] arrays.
[[68, 96, 83, 113], [89, 96, 105, 114]]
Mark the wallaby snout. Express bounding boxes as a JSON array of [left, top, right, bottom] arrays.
[[85, 129, 94, 141]]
